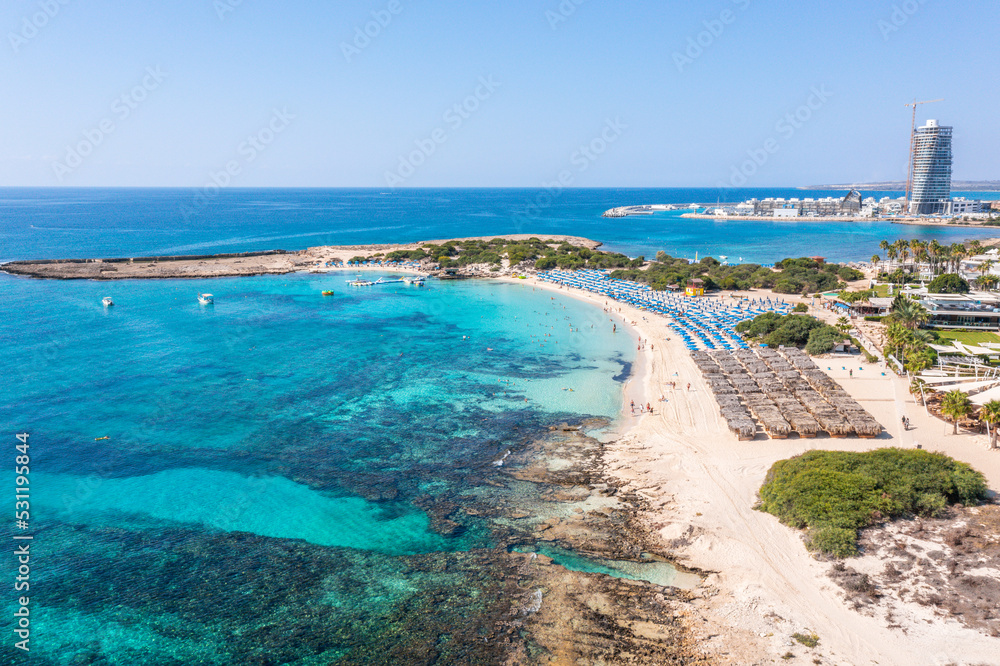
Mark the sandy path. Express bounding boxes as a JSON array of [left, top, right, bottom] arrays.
[[508, 275, 1000, 665]]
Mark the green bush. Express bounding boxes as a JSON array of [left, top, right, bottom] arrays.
[[807, 527, 859, 558], [838, 289, 875, 303], [793, 303, 808, 313], [804, 325, 845, 355], [864, 315, 883, 322], [384, 248, 428, 261], [737, 313, 831, 350], [927, 273, 970, 294], [607, 255, 857, 293], [759, 449, 988, 557]]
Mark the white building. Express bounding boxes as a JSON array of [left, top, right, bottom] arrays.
[[909, 119, 953, 215], [952, 197, 986, 214]]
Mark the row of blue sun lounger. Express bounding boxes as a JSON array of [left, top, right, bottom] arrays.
[[538, 269, 793, 351]]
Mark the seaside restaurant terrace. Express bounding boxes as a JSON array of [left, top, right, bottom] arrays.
[[920, 292, 1000, 330]]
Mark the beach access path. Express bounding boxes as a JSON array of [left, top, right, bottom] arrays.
[[514, 274, 1000, 666]]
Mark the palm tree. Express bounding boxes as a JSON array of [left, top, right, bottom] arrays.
[[886, 244, 898, 267], [976, 274, 999, 291], [927, 239, 940, 270], [979, 400, 1000, 449], [936, 245, 951, 276], [950, 243, 968, 273], [941, 389, 973, 435], [909, 378, 927, 405], [871, 254, 881, 272], [889, 294, 929, 330], [895, 240, 910, 270]]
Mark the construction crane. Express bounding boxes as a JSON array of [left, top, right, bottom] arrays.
[[904, 98, 944, 209]]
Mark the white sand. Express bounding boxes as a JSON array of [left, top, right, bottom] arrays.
[[509, 275, 1000, 665]]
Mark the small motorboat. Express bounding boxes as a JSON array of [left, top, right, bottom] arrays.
[[322, 290, 335, 296], [347, 277, 374, 287], [198, 293, 214, 305], [102, 297, 114, 307], [403, 276, 426, 286]]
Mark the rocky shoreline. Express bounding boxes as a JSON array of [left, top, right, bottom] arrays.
[[485, 421, 708, 664]]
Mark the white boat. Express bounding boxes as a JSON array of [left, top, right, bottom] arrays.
[[347, 276, 374, 287], [198, 293, 214, 305], [403, 276, 426, 285], [102, 297, 114, 307]]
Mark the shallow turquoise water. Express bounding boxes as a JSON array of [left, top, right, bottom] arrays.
[[519, 545, 700, 589], [0, 270, 635, 663]]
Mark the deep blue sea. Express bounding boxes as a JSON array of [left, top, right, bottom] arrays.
[[2, 187, 998, 663], [2, 187, 998, 264]]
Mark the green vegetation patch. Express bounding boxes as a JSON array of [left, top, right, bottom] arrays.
[[837, 288, 874, 303], [927, 272, 970, 294], [759, 449, 988, 557], [388, 237, 639, 270], [791, 632, 820, 648], [934, 330, 1000, 346], [735, 312, 844, 354], [610, 255, 861, 294]]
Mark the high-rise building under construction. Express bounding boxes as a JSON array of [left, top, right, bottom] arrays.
[[909, 119, 952, 214]]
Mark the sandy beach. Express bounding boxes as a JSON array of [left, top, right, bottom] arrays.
[[512, 274, 1000, 665]]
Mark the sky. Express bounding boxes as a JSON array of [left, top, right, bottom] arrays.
[[1, 0, 997, 188]]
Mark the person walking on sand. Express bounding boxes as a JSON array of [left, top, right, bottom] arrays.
[[686, 383, 691, 391], [646, 402, 652, 413]]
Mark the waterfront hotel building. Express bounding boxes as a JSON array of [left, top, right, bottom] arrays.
[[909, 119, 953, 215]]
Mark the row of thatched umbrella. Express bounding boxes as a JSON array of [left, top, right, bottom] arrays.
[[709, 349, 793, 439], [755, 348, 854, 436], [726, 349, 799, 439], [779, 348, 883, 438], [741, 348, 821, 437], [692, 352, 757, 440], [694, 345, 883, 440]]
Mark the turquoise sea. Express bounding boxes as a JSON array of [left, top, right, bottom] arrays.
[[2, 187, 998, 663]]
